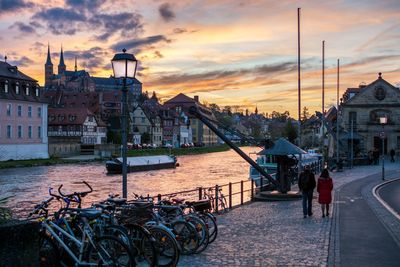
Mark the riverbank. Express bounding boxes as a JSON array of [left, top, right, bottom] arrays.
[[0, 144, 231, 170]]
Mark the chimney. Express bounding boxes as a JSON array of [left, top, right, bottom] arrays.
[[194, 95, 199, 102]]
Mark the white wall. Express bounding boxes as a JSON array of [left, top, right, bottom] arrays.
[[0, 143, 49, 161]]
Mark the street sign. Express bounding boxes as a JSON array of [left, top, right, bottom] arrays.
[[379, 131, 385, 138]]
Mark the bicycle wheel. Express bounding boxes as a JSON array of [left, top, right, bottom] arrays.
[[85, 235, 135, 267], [188, 215, 209, 253], [147, 225, 180, 267], [125, 224, 157, 267], [39, 232, 60, 267], [171, 220, 199, 255], [202, 213, 218, 243]]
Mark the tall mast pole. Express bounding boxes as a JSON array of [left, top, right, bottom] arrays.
[[322, 40, 325, 159], [336, 59, 340, 164], [297, 7, 301, 147], [297, 7, 302, 174]]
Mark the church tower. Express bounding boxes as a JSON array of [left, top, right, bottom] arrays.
[[58, 45, 66, 75], [44, 44, 53, 87]]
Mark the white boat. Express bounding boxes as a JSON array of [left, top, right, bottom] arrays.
[[106, 155, 177, 174]]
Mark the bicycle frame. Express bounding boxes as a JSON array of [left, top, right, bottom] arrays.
[[43, 217, 106, 266]]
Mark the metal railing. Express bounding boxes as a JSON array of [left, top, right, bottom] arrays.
[[152, 179, 258, 213], [150, 160, 324, 213]]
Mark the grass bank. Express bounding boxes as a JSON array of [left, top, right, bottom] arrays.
[[0, 145, 231, 169], [0, 158, 83, 169], [126, 144, 230, 157]]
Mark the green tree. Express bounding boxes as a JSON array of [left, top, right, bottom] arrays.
[[283, 120, 298, 143], [302, 106, 310, 121]]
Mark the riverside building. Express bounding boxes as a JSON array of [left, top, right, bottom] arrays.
[[0, 59, 49, 161]]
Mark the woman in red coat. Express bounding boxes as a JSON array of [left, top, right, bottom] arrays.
[[317, 168, 333, 218]]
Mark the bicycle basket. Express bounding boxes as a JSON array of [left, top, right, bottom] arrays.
[[118, 202, 154, 225], [191, 200, 211, 212]]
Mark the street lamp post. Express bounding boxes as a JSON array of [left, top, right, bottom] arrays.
[[380, 116, 387, 181], [112, 48, 138, 198]]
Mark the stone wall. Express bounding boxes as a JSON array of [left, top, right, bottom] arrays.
[[49, 143, 81, 157], [0, 143, 49, 161], [0, 220, 39, 267]]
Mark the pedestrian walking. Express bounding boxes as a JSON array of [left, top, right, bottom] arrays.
[[317, 168, 333, 218], [390, 148, 395, 162], [298, 165, 316, 218]]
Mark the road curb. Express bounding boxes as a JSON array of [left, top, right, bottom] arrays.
[[372, 178, 400, 221]]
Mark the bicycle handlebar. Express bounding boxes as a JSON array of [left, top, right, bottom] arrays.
[[58, 181, 93, 199], [29, 196, 54, 217]]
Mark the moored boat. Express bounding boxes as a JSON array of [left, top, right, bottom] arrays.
[[106, 155, 177, 174]]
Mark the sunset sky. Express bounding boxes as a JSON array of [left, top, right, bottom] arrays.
[[1, 0, 399, 116]]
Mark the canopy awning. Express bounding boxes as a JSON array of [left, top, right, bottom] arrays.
[[258, 137, 306, 155]]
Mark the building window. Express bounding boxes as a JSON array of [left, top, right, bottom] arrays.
[[38, 126, 42, 138], [141, 118, 145, 123], [26, 85, 30, 95], [28, 106, 32, 117], [35, 86, 39, 97], [7, 104, 11, 116], [4, 80, 8, 93], [18, 125, 22, 138], [15, 82, 19, 94], [7, 125, 12, 138], [28, 126, 32, 138], [38, 107, 42, 117], [18, 105, 22, 117], [349, 112, 357, 124]]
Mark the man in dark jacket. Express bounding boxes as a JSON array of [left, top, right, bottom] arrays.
[[298, 165, 316, 218]]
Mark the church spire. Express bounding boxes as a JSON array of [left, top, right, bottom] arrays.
[[74, 56, 77, 72], [46, 43, 52, 65], [58, 45, 66, 75], [59, 45, 65, 67]]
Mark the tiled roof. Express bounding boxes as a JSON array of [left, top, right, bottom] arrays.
[[48, 107, 93, 125], [0, 61, 37, 82], [48, 107, 106, 127]]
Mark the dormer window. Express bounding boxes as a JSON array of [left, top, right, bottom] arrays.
[[4, 80, 8, 93], [26, 85, 30, 95], [15, 82, 19, 94], [35, 86, 39, 97]]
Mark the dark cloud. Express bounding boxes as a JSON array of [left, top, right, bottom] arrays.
[[33, 7, 86, 35], [173, 28, 187, 34], [8, 56, 35, 67], [29, 41, 45, 52], [159, 3, 175, 22], [62, 47, 108, 70], [111, 35, 171, 53], [156, 62, 296, 85], [65, 0, 106, 11], [9, 22, 36, 34], [0, 0, 33, 15], [88, 12, 143, 39], [31, 5, 143, 40], [95, 32, 112, 42]]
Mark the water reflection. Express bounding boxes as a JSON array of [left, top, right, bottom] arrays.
[[0, 147, 259, 217]]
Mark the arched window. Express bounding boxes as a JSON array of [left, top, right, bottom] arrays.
[[15, 82, 19, 94], [4, 80, 8, 93], [25, 84, 30, 95]]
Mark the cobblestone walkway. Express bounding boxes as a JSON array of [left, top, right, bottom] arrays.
[[179, 162, 400, 267]]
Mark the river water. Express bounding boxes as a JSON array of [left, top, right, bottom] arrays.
[[1, 147, 259, 218]]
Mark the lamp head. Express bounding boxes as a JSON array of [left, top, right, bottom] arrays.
[[111, 49, 137, 79]]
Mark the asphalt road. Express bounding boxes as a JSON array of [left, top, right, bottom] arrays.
[[378, 179, 400, 215], [338, 175, 400, 267]]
